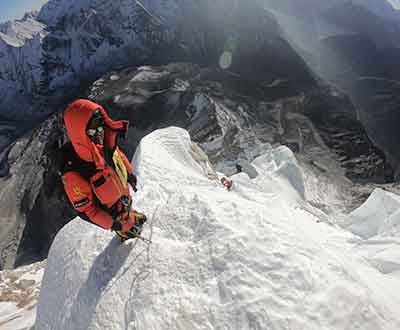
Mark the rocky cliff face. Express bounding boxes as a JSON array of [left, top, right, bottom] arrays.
[[2, 0, 396, 120], [0, 0, 314, 121], [0, 14, 50, 119], [0, 114, 68, 268], [86, 63, 390, 183], [265, 0, 400, 171]]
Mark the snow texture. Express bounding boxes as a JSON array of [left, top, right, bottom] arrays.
[[0, 260, 45, 330], [35, 127, 400, 330], [347, 188, 400, 239], [346, 188, 400, 276]]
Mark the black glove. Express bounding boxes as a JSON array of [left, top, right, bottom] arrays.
[[127, 173, 137, 191], [125, 224, 142, 238], [125, 211, 147, 238]]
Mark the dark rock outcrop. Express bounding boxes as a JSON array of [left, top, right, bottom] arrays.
[[261, 0, 400, 171], [87, 63, 390, 183], [0, 115, 65, 268], [0, 0, 314, 121]]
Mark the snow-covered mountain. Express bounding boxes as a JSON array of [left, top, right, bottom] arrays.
[[0, 0, 397, 120], [0, 1, 400, 327], [0, 0, 173, 119], [0, 0, 398, 281], [2, 60, 391, 271], [34, 127, 400, 330], [1, 0, 310, 120], [0, 13, 48, 119]]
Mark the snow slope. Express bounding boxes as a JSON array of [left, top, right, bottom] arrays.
[[344, 188, 400, 276], [35, 127, 400, 330], [347, 188, 400, 239], [0, 260, 45, 330]]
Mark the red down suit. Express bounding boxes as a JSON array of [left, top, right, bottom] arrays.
[[62, 99, 135, 230]]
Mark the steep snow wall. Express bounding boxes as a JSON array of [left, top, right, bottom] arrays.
[[345, 188, 400, 275], [35, 127, 400, 330], [347, 188, 400, 239]]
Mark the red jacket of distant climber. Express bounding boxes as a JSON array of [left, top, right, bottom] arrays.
[[221, 177, 233, 191], [62, 99, 134, 230]]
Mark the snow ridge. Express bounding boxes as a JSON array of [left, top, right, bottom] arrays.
[[35, 127, 400, 330]]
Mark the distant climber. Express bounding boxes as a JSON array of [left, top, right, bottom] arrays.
[[221, 177, 233, 191], [236, 163, 242, 173], [60, 99, 146, 241]]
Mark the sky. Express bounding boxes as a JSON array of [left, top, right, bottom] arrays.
[[0, 0, 48, 23]]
